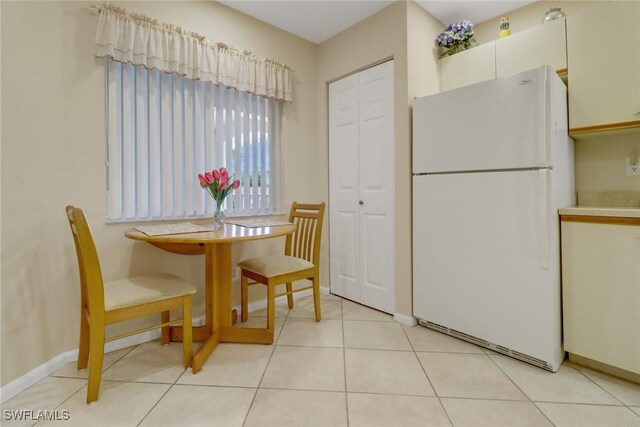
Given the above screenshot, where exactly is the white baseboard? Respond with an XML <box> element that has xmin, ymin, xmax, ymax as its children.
<box><xmin>0</xmin><ymin>328</ymin><xmax>166</xmax><ymax>404</ymax></box>
<box><xmin>394</xmin><ymin>312</ymin><xmax>417</xmax><ymax>327</ymax></box>
<box><xmin>0</xmin><ymin>349</ymin><xmax>77</xmax><ymax>405</ymax></box>
<box><xmin>320</xmin><ymin>286</ymin><xmax>331</xmax><ymax>295</ymax></box>
<box><xmin>0</xmin><ymin>289</ymin><xmax>317</xmax><ymax>404</ymax></box>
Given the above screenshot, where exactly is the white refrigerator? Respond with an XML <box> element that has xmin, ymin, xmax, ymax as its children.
<box><xmin>412</xmin><ymin>66</ymin><xmax>574</xmax><ymax>372</ymax></box>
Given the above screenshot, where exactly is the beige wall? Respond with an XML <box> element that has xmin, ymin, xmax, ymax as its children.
<box><xmin>475</xmin><ymin>0</ymin><xmax>640</xmax><ymax>193</ymax></box>
<box><xmin>318</xmin><ymin>1</ymin><xmax>412</xmax><ymax>315</ymax></box>
<box><xmin>474</xmin><ymin>1</ymin><xmax>601</xmax><ymax>45</ymax></box>
<box><xmin>575</xmin><ymin>133</ymin><xmax>640</xmax><ymax>192</ymax></box>
<box><xmin>0</xmin><ymin>1</ymin><xmax>319</xmax><ymax>386</ymax></box>
<box><xmin>406</xmin><ymin>1</ymin><xmax>442</xmax><ymax>100</ymax></box>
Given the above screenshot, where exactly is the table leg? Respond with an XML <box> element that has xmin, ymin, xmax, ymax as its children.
<box><xmin>191</xmin><ymin>243</ymin><xmax>222</xmax><ymax>373</ymax></box>
<box><xmin>217</xmin><ymin>244</ymin><xmax>273</xmax><ymax>344</ymax></box>
<box><xmin>193</xmin><ymin>241</ymin><xmax>274</xmax><ymax>372</ymax></box>
<box><xmin>217</xmin><ymin>242</ymin><xmax>234</xmax><ymax>329</ymax></box>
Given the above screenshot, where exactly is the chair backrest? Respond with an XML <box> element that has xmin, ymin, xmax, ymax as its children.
<box><xmin>66</xmin><ymin>206</ymin><xmax>105</xmax><ymax>316</ymax></box>
<box><xmin>285</xmin><ymin>202</ymin><xmax>326</xmax><ymax>268</ymax></box>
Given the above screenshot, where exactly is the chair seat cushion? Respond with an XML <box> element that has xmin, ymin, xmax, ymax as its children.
<box><xmin>104</xmin><ymin>273</ymin><xmax>196</xmax><ymax>311</ymax></box>
<box><xmin>238</xmin><ymin>255</ymin><xmax>314</xmax><ymax>278</ymax></box>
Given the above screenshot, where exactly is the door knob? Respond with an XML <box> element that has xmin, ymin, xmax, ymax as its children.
<box><xmin>359</xmin><ymin>200</ymin><xmax>364</xmax><ymax>205</ymax></box>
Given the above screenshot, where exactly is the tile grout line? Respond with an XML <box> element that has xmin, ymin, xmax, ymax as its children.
<box><xmin>135</xmin><ymin>377</ymin><xmax>181</xmax><ymax>427</ymax></box>
<box><xmin>400</xmin><ymin>324</ymin><xmax>455</xmax><ymax>427</ymax></box>
<box><xmin>241</xmin><ymin>295</ymin><xmax>293</xmax><ymax>427</ymax></box>
<box><xmin>137</xmin><ymin>342</ymin><xmax>193</xmax><ymax>427</ymax></box>
<box><xmin>529</xmin><ymin>399</ymin><xmax>639</xmax><ymax>407</ymax></box>
<box><xmin>276</xmin><ymin>343</ymin><xmax>403</xmax><ymax>351</ymax></box>
<box><xmin>485</xmin><ymin>354</ymin><xmax>557</xmax><ymax>427</ymax></box>
<box><xmin>568</xmin><ymin>363</ymin><xmax>629</xmax><ymax>407</ymax></box>
<box><xmin>49</xmin><ymin>343</ymin><xmax>139</xmax><ymax>381</ymax></box>
<box><xmin>99</xmin><ymin>343</ymin><xmax>140</xmax><ymax>376</ymax></box>
<box><xmin>629</xmin><ymin>407</ymin><xmax>640</xmax><ymax>420</ymax></box>
<box><xmin>39</xmin><ymin>343</ymin><xmax>143</xmax><ymax>426</ymax></box>
<box><xmin>341</xmin><ymin>299</ymin><xmax>350</xmax><ymax>427</ymax></box>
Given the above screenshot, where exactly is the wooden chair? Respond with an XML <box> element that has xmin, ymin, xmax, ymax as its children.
<box><xmin>239</xmin><ymin>202</ymin><xmax>326</xmax><ymax>333</ymax></box>
<box><xmin>65</xmin><ymin>206</ymin><xmax>195</xmax><ymax>403</ymax></box>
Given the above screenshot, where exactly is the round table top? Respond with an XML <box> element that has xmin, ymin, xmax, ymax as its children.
<box><xmin>125</xmin><ymin>221</ymin><xmax>296</xmax><ymax>244</ymax></box>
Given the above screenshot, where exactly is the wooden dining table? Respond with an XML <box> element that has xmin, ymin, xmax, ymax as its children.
<box><xmin>125</xmin><ymin>221</ymin><xmax>296</xmax><ymax>373</ymax></box>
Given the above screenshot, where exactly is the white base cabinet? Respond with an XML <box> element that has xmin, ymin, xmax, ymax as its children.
<box><xmin>561</xmin><ymin>219</ymin><xmax>640</xmax><ymax>375</ymax></box>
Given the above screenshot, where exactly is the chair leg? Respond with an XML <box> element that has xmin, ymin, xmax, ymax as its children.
<box><xmin>86</xmin><ymin>322</ymin><xmax>105</xmax><ymax>404</ymax></box>
<box><xmin>267</xmin><ymin>284</ymin><xmax>275</xmax><ymax>334</ymax></box>
<box><xmin>77</xmin><ymin>311</ymin><xmax>90</xmax><ymax>370</ymax></box>
<box><xmin>241</xmin><ymin>274</ymin><xmax>249</xmax><ymax>322</ymax></box>
<box><xmin>182</xmin><ymin>297</ymin><xmax>193</xmax><ymax>369</ymax></box>
<box><xmin>285</xmin><ymin>282</ymin><xmax>294</xmax><ymax>309</ymax></box>
<box><xmin>161</xmin><ymin>311</ymin><xmax>170</xmax><ymax>345</ymax></box>
<box><xmin>312</xmin><ymin>276</ymin><xmax>321</xmax><ymax>322</ymax></box>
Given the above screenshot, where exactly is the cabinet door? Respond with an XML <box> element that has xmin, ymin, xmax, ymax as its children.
<box><xmin>496</xmin><ymin>18</ymin><xmax>566</xmax><ymax>77</ymax></box>
<box><xmin>562</xmin><ymin>221</ymin><xmax>640</xmax><ymax>374</ymax></box>
<box><xmin>567</xmin><ymin>2</ymin><xmax>640</xmax><ymax>129</ymax></box>
<box><xmin>440</xmin><ymin>42</ymin><xmax>495</xmax><ymax>91</ymax></box>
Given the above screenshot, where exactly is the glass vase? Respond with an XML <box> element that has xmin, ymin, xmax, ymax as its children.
<box><xmin>213</xmin><ymin>202</ymin><xmax>226</xmax><ymax>227</ymax></box>
<box><xmin>542</xmin><ymin>7</ymin><xmax>566</xmax><ymax>23</ymax></box>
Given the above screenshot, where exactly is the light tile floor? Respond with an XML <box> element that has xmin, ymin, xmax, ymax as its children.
<box><xmin>3</xmin><ymin>294</ymin><xmax>640</xmax><ymax>427</ymax></box>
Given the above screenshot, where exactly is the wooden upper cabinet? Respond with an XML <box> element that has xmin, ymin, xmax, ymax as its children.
<box><xmin>440</xmin><ymin>42</ymin><xmax>496</xmax><ymax>92</ymax></box>
<box><xmin>496</xmin><ymin>18</ymin><xmax>567</xmax><ymax>78</ymax></box>
<box><xmin>567</xmin><ymin>2</ymin><xmax>640</xmax><ymax>134</ymax></box>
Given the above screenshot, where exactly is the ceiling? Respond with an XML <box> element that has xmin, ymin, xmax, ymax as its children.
<box><xmin>219</xmin><ymin>0</ymin><xmax>537</xmax><ymax>44</ymax></box>
<box><xmin>218</xmin><ymin>1</ymin><xmax>395</xmax><ymax>44</ymax></box>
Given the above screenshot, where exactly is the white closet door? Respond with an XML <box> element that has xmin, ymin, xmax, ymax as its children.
<box><xmin>329</xmin><ymin>74</ymin><xmax>361</xmax><ymax>302</ymax></box>
<box><xmin>329</xmin><ymin>60</ymin><xmax>395</xmax><ymax>314</ymax></box>
<box><xmin>358</xmin><ymin>61</ymin><xmax>395</xmax><ymax>313</ymax></box>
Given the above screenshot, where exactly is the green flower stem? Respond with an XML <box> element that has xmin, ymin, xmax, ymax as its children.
<box><xmin>206</xmin><ymin>182</ymin><xmax>233</xmax><ymax>207</ymax></box>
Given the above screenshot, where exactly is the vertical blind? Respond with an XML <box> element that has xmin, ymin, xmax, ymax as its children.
<box><xmin>105</xmin><ymin>59</ymin><xmax>280</xmax><ymax>221</ymax></box>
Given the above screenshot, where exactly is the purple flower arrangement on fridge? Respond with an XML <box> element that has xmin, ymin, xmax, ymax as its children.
<box><xmin>435</xmin><ymin>19</ymin><xmax>477</xmax><ymax>57</ymax></box>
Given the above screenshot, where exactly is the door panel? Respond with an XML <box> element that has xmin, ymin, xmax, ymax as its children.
<box><xmin>362</xmin><ymin>213</ymin><xmax>386</xmax><ymax>290</ymax></box>
<box><xmin>329</xmin><ymin>74</ymin><xmax>360</xmax><ymax>301</ymax></box>
<box><xmin>412</xmin><ymin>171</ymin><xmax>561</xmax><ymax>364</ymax></box>
<box><xmin>413</xmin><ymin>67</ymin><xmax>548</xmax><ymax>174</ymax></box>
<box><xmin>358</xmin><ymin>61</ymin><xmax>395</xmax><ymax>313</ymax></box>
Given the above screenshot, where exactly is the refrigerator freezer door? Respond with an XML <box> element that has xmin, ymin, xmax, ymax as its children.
<box><xmin>412</xmin><ymin>171</ymin><xmax>562</xmax><ymax>369</ymax></box>
<box><xmin>413</xmin><ymin>67</ymin><xmax>550</xmax><ymax>174</ymax></box>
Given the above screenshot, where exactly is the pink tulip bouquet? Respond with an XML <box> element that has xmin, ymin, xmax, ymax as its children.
<box><xmin>198</xmin><ymin>167</ymin><xmax>240</xmax><ymax>224</ymax></box>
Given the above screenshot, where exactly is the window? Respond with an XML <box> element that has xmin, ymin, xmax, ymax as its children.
<box><xmin>105</xmin><ymin>59</ymin><xmax>280</xmax><ymax>221</ymax></box>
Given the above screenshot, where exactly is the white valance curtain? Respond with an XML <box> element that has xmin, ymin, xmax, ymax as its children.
<box><xmin>94</xmin><ymin>4</ymin><xmax>293</xmax><ymax>102</ymax></box>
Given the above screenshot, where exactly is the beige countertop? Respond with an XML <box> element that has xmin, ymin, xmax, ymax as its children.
<box><xmin>559</xmin><ymin>206</ymin><xmax>640</xmax><ymax>218</ymax></box>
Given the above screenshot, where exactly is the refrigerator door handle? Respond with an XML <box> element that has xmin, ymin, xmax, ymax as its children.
<box><xmin>537</xmin><ymin>169</ymin><xmax>551</xmax><ymax>270</ymax></box>
<box><xmin>537</xmin><ymin>66</ymin><xmax>549</xmax><ymax>167</ymax></box>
